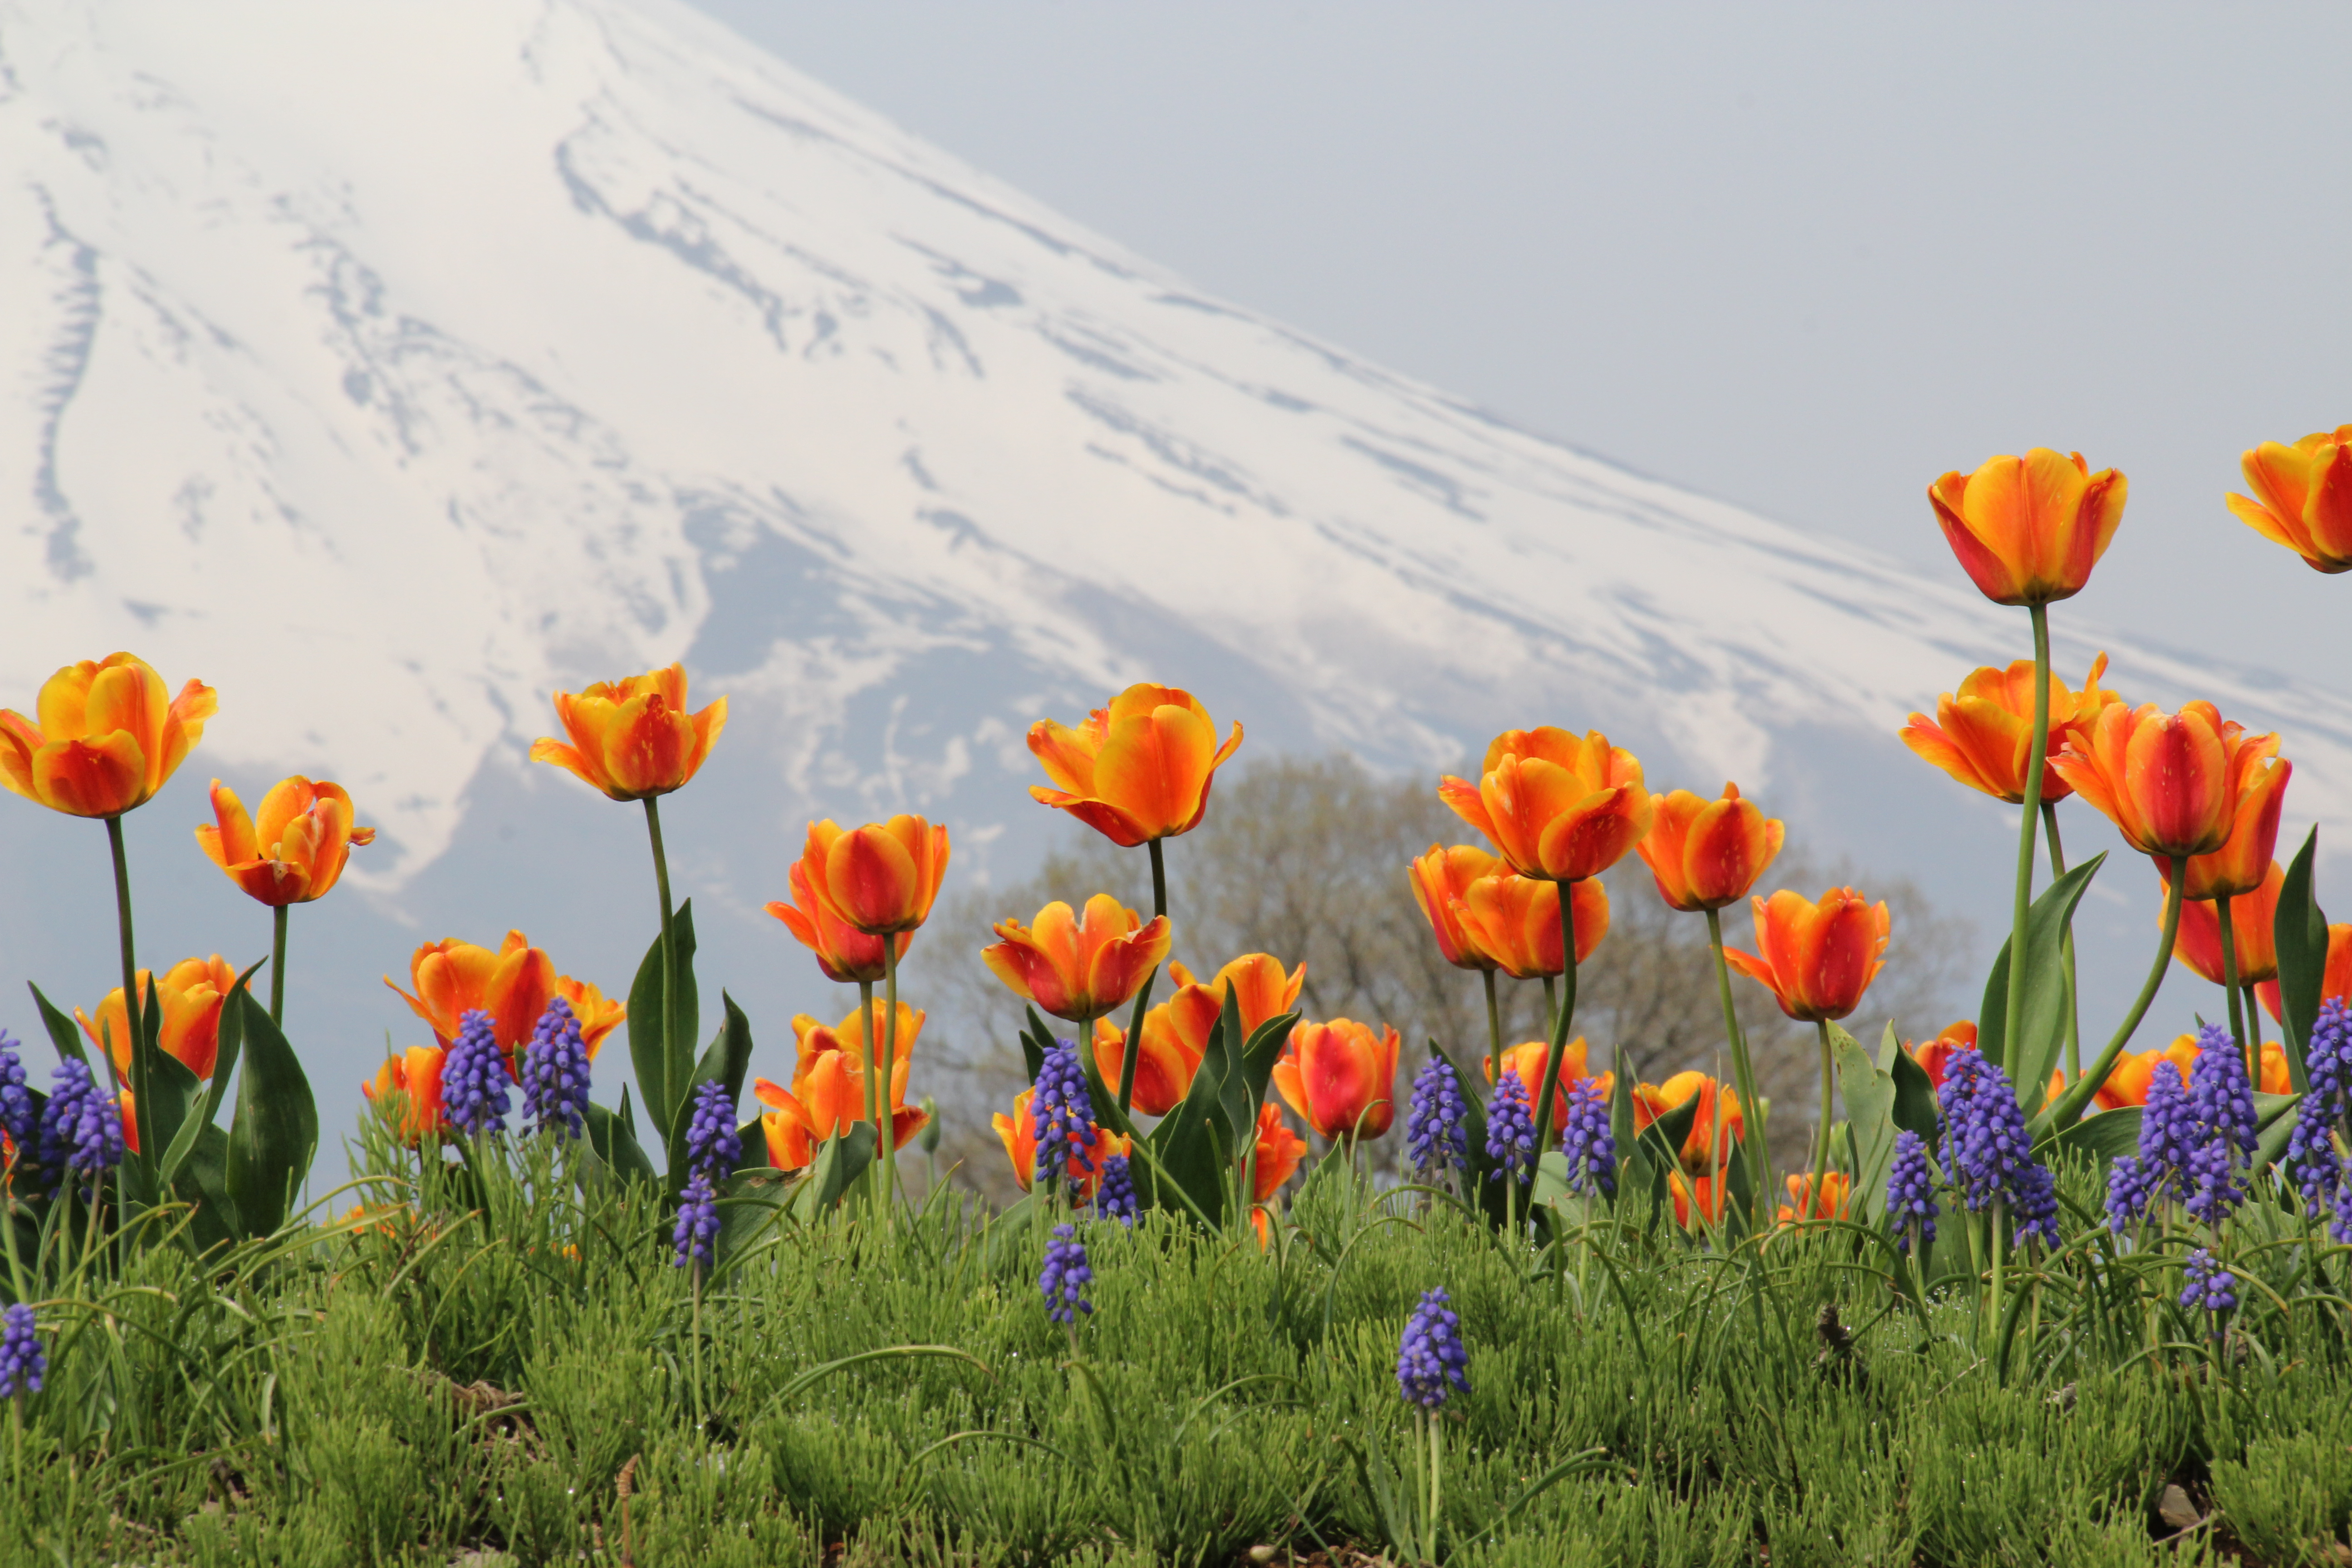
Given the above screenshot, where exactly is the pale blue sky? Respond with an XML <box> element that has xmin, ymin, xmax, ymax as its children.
<box><xmin>691</xmin><ymin>0</ymin><xmax>2352</xmax><ymax>672</ymax></box>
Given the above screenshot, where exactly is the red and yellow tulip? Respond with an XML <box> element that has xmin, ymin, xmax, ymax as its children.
<box><xmin>1439</xmin><ymin>728</ymin><xmax>1652</xmax><ymax>883</ymax></box>
<box><xmin>755</xmin><ymin>1006</ymin><xmax>930</xmax><ymax>1169</ymax></box>
<box><xmin>1899</xmin><ymin>654</ymin><xmax>2122</xmax><ymax>805</ymax></box>
<box><xmin>990</xmin><ymin>1088</ymin><xmax>1129</xmax><ymax>1197</ymax></box>
<box><xmin>1635</xmin><ymin>783</ymin><xmax>1784</xmax><ymax>912</ymax></box>
<box><xmin>528</xmin><ymin>664</ymin><xmax>726</xmax><ymax>801</ymax></box>
<box><xmin>791</xmin><ymin>1000</ymin><xmax>926</xmax><ymax>1082</ymax></box>
<box><xmin>385</xmin><ymin>931</ymin><xmax>623</xmax><ymax>1064</ymax></box>
<box><xmin>1093</xmin><ymin>953</ymin><xmax>1304</xmax><ymax>1117</ymax></box>
<box><xmin>1905</xmin><ymin>1020</ymin><xmax>1977</xmax><ymax>1090</ymax></box>
<box><xmin>2259</xmin><ymin>923</ymin><xmax>2352</xmax><ymax>1022</ymax></box>
<box><xmin>2085</xmin><ymin>1034</ymin><xmax>2291</xmax><ymax>1104</ymax></box>
<box><xmin>791</xmin><ymin>817</ymin><xmax>952</xmax><ymax>937</ymax></box>
<box><xmin>1407</xmin><ymin>843</ymin><xmax>1503</xmax><ymax>970</ymax></box>
<box><xmin>2228</xmin><ymin>425</ymin><xmax>2352</xmax><ymax>574</ymax></box>
<box><xmin>2166</xmin><ymin>858</ymin><xmax>2284</xmax><ymax>986</ymax></box>
<box><xmin>77</xmin><ymin>955</ymin><xmax>237</xmax><ymax>1080</ymax></box>
<box><xmin>1027</xmin><ymin>683</ymin><xmax>1244</xmax><ymax>846</ymax></box>
<box><xmin>1777</xmin><ymin>1171</ymin><xmax>1852</xmax><ymax>1224</ymax></box>
<box><xmin>1927</xmin><ymin>448</ymin><xmax>2127</xmax><ymax>606</ymax></box>
<box><xmin>2176</xmin><ymin>740</ymin><xmax>2288</xmax><ymax>903</ymax></box>
<box><xmin>763</xmin><ymin>834</ymin><xmax>911</xmax><ymax>983</ymax></box>
<box><xmin>0</xmin><ymin>653</ymin><xmax>216</xmax><ymax>819</ymax></box>
<box><xmin>1632</xmin><ymin>1072</ymin><xmax>1743</xmax><ymax>1176</ymax></box>
<box><xmin>2049</xmin><ymin>701</ymin><xmax>2241</xmax><ymax>860</ymax></box>
<box><xmin>1274</xmin><ymin>1018</ymin><xmax>1401</xmax><ymax>1141</ymax></box>
<box><xmin>363</xmin><ymin>1046</ymin><xmax>452</xmax><ymax>1144</ymax></box>
<box><xmin>1485</xmin><ymin>1038</ymin><xmax>1612</xmax><ymax>1132</ymax></box>
<box><xmin>983</xmin><ymin>895</ymin><xmax>1171</xmax><ymax>1022</ymax></box>
<box><xmin>195</xmin><ymin>776</ymin><xmax>376</xmax><ymax>906</ymax></box>
<box><xmin>1723</xmin><ymin>887</ymin><xmax>1889</xmax><ymax>1023</ymax></box>
<box><xmin>1455</xmin><ymin>872</ymin><xmax>1608</xmax><ymax>980</ymax></box>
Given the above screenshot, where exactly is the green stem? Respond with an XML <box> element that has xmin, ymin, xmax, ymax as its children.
<box><xmin>2042</xmin><ymin>802</ymin><xmax>2081</xmax><ymax>1081</ymax></box>
<box><xmin>1541</xmin><ymin>975</ymin><xmax>1558</xmax><ymax>1039</ymax></box>
<box><xmin>2216</xmin><ymin>891</ymin><xmax>2250</xmax><ymax>1078</ymax></box>
<box><xmin>2005</xmin><ymin>604</ymin><xmax>2053</xmax><ymax>1068</ymax></box>
<box><xmin>856</xmin><ymin>977</ymin><xmax>877</xmax><ymax>1210</ymax></box>
<box><xmin>643</xmin><ymin>797</ymin><xmax>679</xmax><ymax>1131</ymax></box>
<box><xmin>881</xmin><ymin>936</ymin><xmax>901</xmax><ymax>1233</ymax></box>
<box><xmin>104</xmin><ymin>815</ymin><xmax>153</xmax><ymax>1187</ymax></box>
<box><xmin>1114</xmin><ymin>839</ymin><xmax>1169</xmax><ymax>1117</ymax></box>
<box><xmin>270</xmin><ymin>903</ymin><xmax>289</xmax><ymax>1029</ymax></box>
<box><xmin>1989</xmin><ymin>1196</ymin><xmax>2006</xmax><ymax>1343</ymax></box>
<box><xmin>2043</xmin><ymin>855</ymin><xmax>2190</xmax><ymax>1128</ymax></box>
<box><xmin>1481</xmin><ymin>967</ymin><xmax>1504</xmax><ymax>1082</ymax></box>
<box><xmin>1705</xmin><ymin>906</ymin><xmax>1767</xmax><ymax>1217</ymax></box>
<box><xmin>1526</xmin><ymin>885</ymin><xmax>1579</xmax><ymax>1163</ymax></box>
<box><xmin>1810</xmin><ymin>1019</ymin><xmax>1833</xmax><ymax>1225</ymax></box>
<box><xmin>1427</xmin><ymin>1409</ymin><xmax>1444</xmax><ymax>1563</ymax></box>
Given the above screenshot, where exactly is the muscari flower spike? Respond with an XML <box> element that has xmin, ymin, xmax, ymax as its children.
<box><xmin>1405</xmin><ymin>1055</ymin><xmax>1467</xmax><ymax>1182</ymax></box>
<box><xmin>2288</xmin><ymin>997</ymin><xmax>2352</xmax><ymax>1237</ymax></box>
<box><xmin>2185</xmin><ymin>1022</ymin><xmax>2256</xmax><ymax>1225</ymax></box>
<box><xmin>672</xmin><ymin>1170</ymin><xmax>720</xmax><ymax>1273</ymax></box>
<box><xmin>1396</xmin><ymin>1287</ymin><xmax>1471</xmax><ymax>1411</ymax></box>
<box><xmin>0</xmin><ymin>1303</ymin><xmax>43</xmax><ymax>1400</ymax></box>
<box><xmin>2108</xmin><ymin>1059</ymin><xmax>2198</xmax><ymax>1232</ymax></box>
<box><xmin>520</xmin><ymin>995</ymin><xmax>592</xmax><ymax>1141</ymax></box>
<box><xmin>439</xmin><ymin>1009</ymin><xmax>511</xmax><ymax>1137</ymax></box>
<box><xmin>1484</xmin><ymin>1069</ymin><xmax>1534</xmax><ymax>1184</ymax></box>
<box><xmin>1040</xmin><ymin>1223</ymin><xmax>1093</xmax><ymax>1324</ymax></box>
<box><xmin>1936</xmin><ymin>1046</ymin><xmax>2059</xmax><ymax>1244</ymax></box>
<box><xmin>36</xmin><ymin>1058</ymin><xmax>121</xmax><ymax>1194</ymax></box>
<box><xmin>2180</xmin><ymin>1246</ymin><xmax>2238</xmax><ymax>1334</ymax></box>
<box><xmin>1094</xmin><ymin>1153</ymin><xmax>1138</xmax><ymax>1226</ymax></box>
<box><xmin>1030</xmin><ymin>1040</ymin><xmax>1098</xmax><ymax>1192</ymax></box>
<box><xmin>1886</xmin><ymin>1129</ymin><xmax>1939</xmax><ymax>1252</ymax></box>
<box><xmin>1558</xmin><ymin>1078</ymin><xmax>1616</xmax><ymax>1199</ymax></box>
<box><xmin>0</xmin><ymin>1029</ymin><xmax>33</xmax><ymax>1153</ymax></box>
<box><xmin>683</xmin><ymin>1078</ymin><xmax>743</xmax><ymax>1181</ymax></box>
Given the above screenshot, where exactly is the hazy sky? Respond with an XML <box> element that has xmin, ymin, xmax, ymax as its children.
<box><xmin>690</xmin><ymin>0</ymin><xmax>2352</xmax><ymax>673</ymax></box>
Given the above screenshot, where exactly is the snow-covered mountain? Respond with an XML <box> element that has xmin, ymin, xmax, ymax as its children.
<box><xmin>2</xmin><ymin>0</ymin><xmax>2346</xmax><ymax>1137</ymax></box>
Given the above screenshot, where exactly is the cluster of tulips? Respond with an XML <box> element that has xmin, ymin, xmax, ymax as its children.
<box><xmin>4</xmin><ymin>426</ymin><xmax>2352</xmax><ymax>1305</ymax></box>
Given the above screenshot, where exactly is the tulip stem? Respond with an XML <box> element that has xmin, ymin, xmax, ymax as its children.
<box><xmin>104</xmin><ymin>814</ymin><xmax>154</xmax><ymax>1187</ymax></box>
<box><xmin>1113</xmin><ymin>839</ymin><xmax>1169</xmax><ymax>1117</ymax></box>
<box><xmin>2041</xmin><ymin>802</ymin><xmax>2082</xmax><ymax>1082</ymax></box>
<box><xmin>270</xmin><ymin>904</ymin><xmax>289</xmax><ymax>1029</ymax></box>
<box><xmin>1704</xmin><ymin>907</ymin><xmax>1767</xmax><ymax>1220</ymax></box>
<box><xmin>1526</xmin><ymin>885</ymin><xmax>1579</xmax><ymax>1172</ymax></box>
<box><xmin>1541</xmin><ymin>975</ymin><xmax>1558</xmax><ymax>1039</ymax></box>
<box><xmin>1481</xmin><ymin>968</ymin><xmax>1503</xmax><ymax>1083</ymax></box>
<box><xmin>2046</xmin><ymin>856</ymin><xmax>2189</xmax><ymax>1129</ymax></box>
<box><xmin>1810</xmin><ymin>1019</ymin><xmax>1834</xmax><ymax>1228</ymax></box>
<box><xmin>856</xmin><ymin>978</ymin><xmax>878</xmax><ymax>1208</ymax></box>
<box><xmin>881</xmin><ymin>937</ymin><xmax>902</xmax><ymax>1233</ymax></box>
<box><xmin>2216</xmin><ymin>892</ymin><xmax>2251</xmax><ymax>1078</ymax></box>
<box><xmin>2005</xmin><ymin>604</ymin><xmax>2053</xmax><ymax>1074</ymax></box>
<box><xmin>643</xmin><ymin>797</ymin><xmax>680</xmax><ymax>1132</ymax></box>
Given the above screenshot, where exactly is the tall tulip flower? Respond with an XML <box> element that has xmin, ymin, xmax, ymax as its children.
<box><xmin>2176</xmin><ymin>744</ymin><xmax>2288</xmax><ymax>904</ymax></box>
<box><xmin>1</xmin><ymin>653</ymin><xmax>217</xmax><ymax>1166</ymax></box>
<box><xmin>1485</xmin><ymin>1039</ymin><xmax>1612</xmax><ymax>1133</ymax></box>
<box><xmin>984</xmin><ymin>896</ymin><xmax>1171</xmax><ymax>1024</ymax></box>
<box><xmin>990</xmin><ymin>1088</ymin><xmax>1128</xmax><ymax>1197</ymax></box>
<box><xmin>1027</xmin><ymin>683</ymin><xmax>1244</xmax><ymax>850</ymax></box>
<box><xmin>1900</xmin><ymin>655</ymin><xmax>2122</xmax><ymax>807</ymax></box>
<box><xmin>763</xmin><ymin>843</ymin><xmax>910</xmax><ymax>985</ymax></box>
<box><xmin>386</xmin><ymin>931</ymin><xmax>621</xmax><ymax>1068</ymax></box>
<box><xmin>1632</xmin><ymin>1073</ymin><xmax>1743</xmax><ymax>1178</ymax></box>
<box><xmin>1726</xmin><ymin>886</ymin><xmax>1888</xmax><ymax>1217</ymax></box>
<box><xmin>364</xmin><ymin>1046</ymin><xmax>451</xmax><ymax>1145</ymax></box>
<box><xmin>78</xmin><ymin>956</ymin><xmax>237</xmax><ymax>1081</ymax></box>
<box><xmin>2229</xmin><ymin>425</ymin><xmax>2352</xmax><ymax>573</ymax></box>
<box><xmin>1410</xmin><ymin>842</ymin><xmax>1513</xmax><ymax>1080</ymax></box>
<box><xmin>1093</xmin><ymin>953</ymin><xmax>1304</xmax><ymax>1117</ymax></box>
<box><xmin>1274</xmin><ymin>1019</ymin><xmax>1401</xmax><ymax>1144</ymax></box>
<box><xmin>1456</xmin><ymin>873</ymin><xmax>1608</xmax><ymax>983</ymax></box>
<box><xmin>756</xmin><ymin>1002</ymin><xmax>930</xmax><ymax>1168</ymax></box>
<box><xmin>196</xmin><ymin>776</ymin><xmax>377</xmax><ymax>1025</ymax></box>
<box><xmin>2259</xmin><ymin>923</ymin><xmax>2352</xmax><ymax>1024</ymax></box>
<box><xmin>1929</xmin><ymin>449</ymin><xmax>2127</xmax><ymax>609</ymax></box>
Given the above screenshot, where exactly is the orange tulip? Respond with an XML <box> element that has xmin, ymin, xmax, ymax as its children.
<box><xmin>1636</xmin><ymin>783</ymin><xmax>1785</xmax><ymax>912</ymax></box>
<box><xmin>1027</xmin><ymin>683</ymin><xmax>1245</xmax><ymax>847</ymax></box>
<box><xmin>528</xmin><ymin>664</ymin><xmax>726</xmax><ymax>801</ymax></box>
<box><xmin>754</xmin><ymin>1028</ymin><xmax>928</xmax><ymax>1168</ymax></box>
<box><xmin>2259</xmin><ymin>923</ymin><xmax>2352</xmax><ymax>1022</ymax></box>
<box><xmin>1484</xmin><ymin>1039</ymin><xmax>1613</xmax><ymax>1132</ymax></box>
<box><xmin>363</xmin><ymin>1046</ymin><xmax>451</xmax><ymax>1144</ymax></box>
<box><xmin>1632</xmin><ymin>1072</ymin><xmax>1744</xmax><ymax>1176</ymax></box>
<box><xmin>1927</xmin><ymin>448</ymin><xmax>2127</xmax><ymax>606</ymax></box>
<box><xmin>118</xmin><ymin>1090</ymin><xmax>139</xmax><ymax>1156</ymax></box>
<box><xmin>2228</xmin><ymin>425</ymin><xmax>2352</xmax><ymax>574</ymax></box>
<box><xmin>1668</xmin><ymin>1171</ymin><xmax>1728</xmax><ymax>1230</ymax></box>
<box><xmin>2044</xmin><ymin>1063</ymin><xmax>2131</xmax><ymax>1115</ymax></box>
<box><xmin>2176</xmin><ymin>741</ymin><xmax>2288</xmax><ymax>902</ymax></box>
<box><xmin>792</xmin><ymin>817</ymin><xmax>951</xmax><ymax>937</ymax></box>
<box><xmin>1093</xmin><ymin>953</ymin><xmax>1305</xmax><ymax>1116</ymax></box>
<box><xmin>0</xmin><ymin>653</ymin><xmax>217</xmax><ymax>819</ymax></box>
<box><xmin>2166</xmin><ymin>858</ymin><xmax>2284</xmax><ymax>986</ymax></box>
<box><xmin>1906</xmin><ymin>1020</ymin><xmax>1977</xmax><ymax>1090</ymax></box>
<box><xmin>764</xmin><ymin>836</ymin><xmax>911</xmax><ymax>983</ymax></box>
<box><xmin>1899</xmin><ymin>654</ymin><xmax>2122</xmax><ymax>805</ymax></box>
<box><xmin>1252</xmin><ymin>1103</ymin><xmax>1308</xmax><ymax>1201</ymax></box>
<box><xmin>2049</xmin><ymin>702</ymin><xmax>2240</xmax><ymax>860</ymax></box>
<box><xmin>195</xmin><ymin>776</ymin><xmax>377</xmax><ymax>906</ymax></box>
<box><xmin>1274</xmin><ymin>1019</ymin><xmax>1401</xmax><ymax>1141</ymax></box>
<box><xmin>1777</xmin><ymin>1171</ymin><xmax>1852</xmax><ymax>1224</ymax></box>
<box><xmin>983</xmin><ymin>895</ymin><xmax>1170</xmax><ymax>1022</ymax></box>
<box><xmin>385</xmin><ymin>931</ymin><xmax>622</xmax><ymax>1064</ymax></box>
<box><xmin>77</xmin><ymin>955</ymin><xmax>237</xmax><ymax>1080</ymax></box>
<box><xmin>1724</xmin><ymin>887</ymin><xmax>1890</xmax><ymax>1023</ymax></box>
<box><xmin>2100</xmin><ymin>1035</ymin><xmax>2203</xmax><ymax>1107</ymax></box>
<box><xmin>1438</xmin><ymin>728</ymin><xmax>1653</xmax><ymax>883</ymax></box>
<box><xmin>1407</xmin><ymin>843</ymin><xmax>1503</xmax><ymax>970</ymax></box>
<box><xmin>1455</xmin><ymin>872</ymin><xmax>1608</xmax><ymax>980</ymax></box>
<box><xmin>990</xmin><ymin>1088</ymin><xmax>1129</xmax><ymax>1196</ymax></box>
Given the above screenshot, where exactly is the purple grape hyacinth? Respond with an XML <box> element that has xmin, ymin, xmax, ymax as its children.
<box><xmin>0</xmin><ymin>1303</ymin><xmax>42</xmax><ymax>1400</ymax></box>
<box><xmin>1484</xmin><ymin>1070</ymin><xmax>1534</xmax><ymax>1184</ymax></box>
<box><xmin>1396</xmin><ymin>1288</ymin><xmax>1471</xmax><ymax>1410</ymax></box>
<box><xmin>1558</xmin><ymin>1079</ymin><xmax>1616</xmax><ymax>1199</ymax></box>
<box><xmin>0</xmin><ymin>1030</ymin><xmax>33</xmax><ymax>1153</ymax></box>
<box><xmin>439</xmin><ymin>1009</ymin><xmax>510</xmax><ymax>1137</ymax></box>
<box><xmin>1040</xmin><ymin>1223</ymin><xmax>1093</xmax><ymax>1324</ymax></box>
<box><xmin>37</xmin><ymin>1058</ymin><xmax>121</xmax><ymax>1195</ymax></box>
<box><xmin>1405</xmin><ymin>1055</ymin><xmax>1467</xmax><ymax>1182</ymax></box>
<box><xmin>2287</xmin><ymin>998</ymin><xmax>2352</xmax><ymax>1235</ymax></box>
<box><xmin>1094</xmin><ymin>1153</ymin><xmax>1138</xmax><ymax>1226</ymax></box>
<box><xmin>520</xmin><ymin>995</ymin><xmax>591</xmax><ymax>1140</ymax></box>
<box><xmin>1936</xmin><ymin>1046</ymin><xmax>2060</xmax><ymax>1246</ymax></box>
<box><xmin>682</xmin><ymin>1078</ymin><xmax>742</xmax><ymax>1181</ymax></box>
<box><xmin>2185</xmin><ymin>1023</ymin><xmax>2256</xmax><ymax>1225</ymax></box>
<box><xmin>1030</xmin><ymin>1040</ymin><xmax>1098</xmax><ymax>1192</ymax></box>
<box><xmin>2180</xmin><ymin>1247</ymin><xmax>2237</xmax><ymax>1335</ymax></box>
<box><xmin>1886</xmin><ymin>1129</ymin><xmax>1939</xmax><ymax>1253</ymax></box>
<box><xmin>672</xmin><ymin>1170</ymin><xmax>720</xmax><ymax>1273</ymax></box>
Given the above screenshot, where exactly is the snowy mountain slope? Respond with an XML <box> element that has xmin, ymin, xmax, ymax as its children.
<box><xmin>1</xmin><ymin>0</ymin><xmax>2346</xmax><ymax>1134</ymax></box>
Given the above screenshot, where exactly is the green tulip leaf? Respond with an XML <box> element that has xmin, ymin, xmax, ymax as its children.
<box><xmin>223</xmin><ymin>989</ymin><xmax>318</xmax><ymax>1237</ymax></box>
<box><xmin>2275</xmin><ymin>827</ymin><xmax>2328</xmax><ymax>1093</ymax></box>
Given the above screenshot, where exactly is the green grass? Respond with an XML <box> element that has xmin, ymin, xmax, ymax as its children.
<box><xmin>5</xmin><ymin>1128</ymin><xmax>2350</xmax><ymax>1567</ymax></box>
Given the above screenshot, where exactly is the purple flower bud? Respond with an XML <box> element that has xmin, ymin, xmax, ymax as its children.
<box><xmin>439</xmin><ymin>1009</ymin><xmax>510</xmax><ymax>1137</ymax></box>
<box><xmin>521</xmin><ymin>996</ymin><xmax>592</xmax><ymax>1141</ymax></box>
<box><xmin>1396</xmin><ymin>1287</ymin><xmax>1470</xmax><ymax>1410</ymax></box>
<box><xmin>1040</xmin><ymin>1223</ymin><xmax>1093</xmax><ymax>1324</ymax></box>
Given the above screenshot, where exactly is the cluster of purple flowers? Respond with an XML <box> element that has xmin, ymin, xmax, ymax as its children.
<box><xmin>0</xmin><ymin>1030</ymin><xmax>33</xmax><ymax>1155</ymax></box>
<box><xmin>2108</xmin><ymin>1026</ymin><xmax>2259</xmax><ymax>1232</ymax></box>
<box><xmin>1484</xmin><ymin>1071</ymin><xmax>1535</xmax><ymax>1185</ymax></box>
<box><xmin>1040</xmin><ymin>1223</ymin><xmax>1093</xmax><ymax>1324</ymax></box>
<box><xmin>1094</xmin><ymin>1153</ymin><xmax>1138</xmax><ymax>1226</ymax></box>
<box><xmin>673</xmin><ymin>1172</ymin><xmax>720</xmax><ymax>1274</ymax></box>
<box><xmin>0</xmin><ymin>1303</ymin><xmax>43</xmax><ymax>1400</ymax></box>
<box><xmin>673</xmin><ymin>1079</ymin><xmax>741</xmax><ymax>1274</ymax></box>
<box><xmin>2180</xmin><ymin>1247</ymin><xmax>2237</xmax><ymax>1334</ymax></box>
<box><xmin>1396</xmin><ymin>1287</ymin><xmax>1470</xmax><ymax>1410</ymax></box>
<box><xmin>1886</xmin><ymin>1129</ymin><xmax>1940</xmax><ymax>1253</ymax></box>
<box><xmin>36</xmin><ymin>1058</ymin><xmax>122</xmax><ymax>1196</ymax></box>
<box><xmin>2285</xmin><ymin>999</ymin><xmax>2352</xmax><ymax>1240</ymax></box>
<box><xmin>439</xmin><ymin>1009</ymin><xmax>511</xmax><ymax>1137</ymax></box>
<box><xmin>1405</xmin><ymin>1056</ymin><xmax>1467</xmax><ymax>1182</ymax></box>
<box><xmin>1936</xmin><ymin>1047</ymin><xmax>2058</xmax><ymax>1247</ymax></box>
<box><xmin>1030</xmin><ymin>1041</ymin><xmax>1099</xmax><ymax>1192</ymax></box>
<box><xmin>1557</xmin><ymin>1080</ymin><xmax>1616</xmax><ymax>1199</ymax></box>
<box><xmin>520</xmin><ymin>996</ymin><xmax>591</xmax><ymax>1140</ymax></box>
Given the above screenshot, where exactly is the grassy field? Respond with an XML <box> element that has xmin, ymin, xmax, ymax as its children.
<box><xmin>4</xmin><ymin>1115</ymin><xmax>2348</xmax><ymax>1568</ymax></box>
